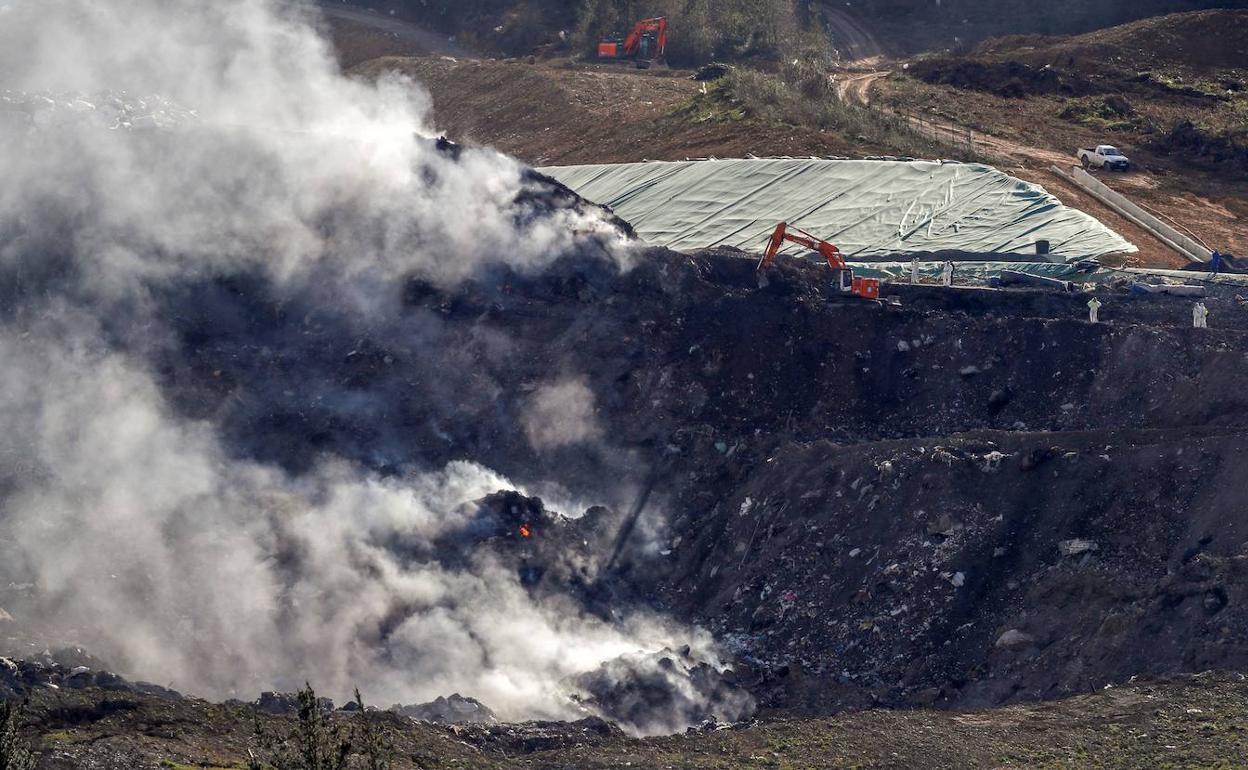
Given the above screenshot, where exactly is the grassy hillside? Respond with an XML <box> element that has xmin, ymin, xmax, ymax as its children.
<box><xmin>903</xmin><ymin>10</ymin><xmax>1248</xmax><ymax>176</ymax></box>
<box><xmin>343</xmin><ymin>0</ymin><xmax>1248</xmax><ymax>59</ymax></box>
<box><xmin>859</xmin><ymin>0</ymin><xmax>1248</xmax><ymax>53</ymax></box>
<box><xmin>16</xmin><ymin>672</ymin><xmax>1248</xmax><ymax>767</ymax></box>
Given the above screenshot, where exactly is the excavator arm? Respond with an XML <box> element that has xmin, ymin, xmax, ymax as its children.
<box><xmin>622</xmin><ymin>17</ymin><xmax>667</xmax><ymax>58</ymax></box>
<box><xmin>757</xmin><ymin>222</ymin><xmax>848</xmax><ymax>272</ymax></box>
<box><xmin>756</xmin><ymin>222</ymin><xmax>879</xmax><ymax>299</ymax></box>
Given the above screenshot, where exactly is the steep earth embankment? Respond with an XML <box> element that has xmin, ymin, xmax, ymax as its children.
<box><xmin>79</xmin><ymin>247</ymin><xmax>1248</xmax><ymax>716</ymax></box>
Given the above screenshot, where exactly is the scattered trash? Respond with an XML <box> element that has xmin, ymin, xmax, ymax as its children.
<box><xmin>995</xmin><ymin>629</ymin><xmax>1035</xmax><ymax>649</ymax></box>
<box><xmin>1058</xmin><ymin>539</ymin><xmax>1099</xmax><ymax>557</ymax></box>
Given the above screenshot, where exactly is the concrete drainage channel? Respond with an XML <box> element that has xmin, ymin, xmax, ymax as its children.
<box><xmin>1051</xmin><ymin>165</ymin><xmax>1214</xmax><ymax>264</ymax></box>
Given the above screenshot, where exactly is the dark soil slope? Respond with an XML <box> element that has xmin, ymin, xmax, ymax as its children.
<box><xmin>131</xmin><ymin>247</ymin><xmax>1248</xmax><ymax>715</ymax></box>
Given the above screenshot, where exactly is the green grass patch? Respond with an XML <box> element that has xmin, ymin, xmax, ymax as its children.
<box><xmin>41</xmin><ymin>730</ymin><xmax>76</xmax><ymax>743</ymax></box>
<box><xmin>1059</xmin><ymin>95</ymin><xmax>1148</xmax><ymax>131</ymax></box>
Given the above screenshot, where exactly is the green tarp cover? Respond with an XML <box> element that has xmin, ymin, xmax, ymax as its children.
<box><xmin>541</xmin><ymin>158</ymin><xmax>1137</xmax><ymax>260</ymax></box>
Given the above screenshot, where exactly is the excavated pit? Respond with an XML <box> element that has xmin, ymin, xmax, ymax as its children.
<box><xmin>4</xmin><ymin>237</ymin><xmax>1248</xmax><ymax>724</ymax></box>
<box><xmin>108</xmin><ymin>249</ymin><xmax>1248</xmax><ymax>714</ymax></box>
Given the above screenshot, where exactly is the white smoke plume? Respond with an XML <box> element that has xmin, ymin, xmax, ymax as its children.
<box><xmin>0</xmin><ymin>0</ymin><xmax>631</xmax><ymax>303</ymax></box>
<box><xmin>0</xmin><ymin>321</ymin><xmax>702</xmax><ymax>719</ymax></box>
<box><xmin>0</xmin><ymin>0</ymin><xmax>731</xmax><ymax>734</ymax></box>
<box><xmin>523</xmin><ymin>377</ymin><xmax>603</xmax><ymax>451</ymax></box>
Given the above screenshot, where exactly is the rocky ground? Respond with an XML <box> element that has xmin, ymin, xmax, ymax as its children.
<box><xmin>9</xmin><ymin>671</ymin><xmax>1248</xmax><ymax>768</ymax></box>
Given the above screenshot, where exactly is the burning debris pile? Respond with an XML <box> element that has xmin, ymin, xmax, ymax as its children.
<box><xmin>0</xmin><ymin>0</ymin><xmax>728</xmax><ymax>739</ymax></box>
<box><xmin>393</xmin><ymin>694</ymin><xmax>496</xmax><ymax>725</ymax></box>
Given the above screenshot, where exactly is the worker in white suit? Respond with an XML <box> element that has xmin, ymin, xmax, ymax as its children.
<box><xmin>1193</xmin><ymin>301</ymin><xmax>1209</xmax><ymax>329</ymax></box>
<box><xmin>1087</xmin><ymin>297</ymin><xmax>1102</xmax><ymax>324</ymax></box>
<box><xmin>911</xmin><ymin>256</ymin><xmax>920</xmax><ymax>285</ymax></box>
<box><xmin>941</xmin><ymin>260</ymin><xmax>954</xmax><ymax>287</ymax></box>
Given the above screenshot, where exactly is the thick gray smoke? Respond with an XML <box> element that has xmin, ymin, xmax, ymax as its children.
<box><xmin>0</xmin><ymin>0</ymin><xmax>630</xmax><ymax>301</ymax></box>
<box><xmin>0</xmin><ymin>0</ymin><xmax>729</xmax><ymax>732</ymax></box>
<box><xmin>0</xmin><ymin>321</ymin><xmax>705</xmax><ymax>719</ymax></box>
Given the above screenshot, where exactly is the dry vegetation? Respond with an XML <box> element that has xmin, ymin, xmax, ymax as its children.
<box><xmin>17</xmin><ymin>674</ymin><xmax>1248</xmax><ymax>768</ymax></box>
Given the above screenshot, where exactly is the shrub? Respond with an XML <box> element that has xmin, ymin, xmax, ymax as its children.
<box><xmin>0</xmin><ymin>700</ymin><xmax>37</xmax><ymax>770</ymax></box>
<box><xmin>719</xmin><ymin>64</ymin><xmax>983</xmax><ymax>161</ymax></box>
<box><xmin>252</xmin><ymin>684</ymin><xmax>350</xmax><ymax>770</ymax></box>
<box><xmin>1059</xmin><ymin>95</ymin><xmax>1146</xmax><ymax>131</ymax></box>
<box><xmin>248</xmin><ymin>685</ymin><xmax>391</xmax><ymax>770</ymax></box>
<box><xmin>1152</xmin><ymin>120</ymin><xmax>1248</xmax><ymax>173</ymax></box>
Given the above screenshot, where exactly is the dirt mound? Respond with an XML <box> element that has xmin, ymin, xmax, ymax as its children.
<box><xmin>974</xmin><ymin>10</ymin><xmax>1248</xmax><ymax>73</ymax></box>
<box><xmin>912</xmin><ymin>11</ymin><xmax>1248</xmax><ymax>107</ymax></box>
<box><xmin>1150</xmin><ymin>120</ymin><xmax>1248</xmax><ymax>174</ymax></box>
<box><xmin>392</xmin><ymin>693</ymin><xmax>497</xmax><ymax>724</ymax></box>
<box><xmin>1</xmin><ymin>656</ymin><xmax>181</xmax><ymax>702</ymax></box>
<box><xmin>908</xmin><ymin>58</ymin><xmax>1094</xmax><ymax>98</ymax></box>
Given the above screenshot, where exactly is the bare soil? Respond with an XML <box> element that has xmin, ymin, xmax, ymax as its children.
<box><xmin>879</xmin><ymin>11</ymin><xmax>1248</xmax><ymax>260</ymax></box>
<box><xmin>353</xmin><ymin>56</ymin><xmax>865</xmax><ymax>166</ymax></box>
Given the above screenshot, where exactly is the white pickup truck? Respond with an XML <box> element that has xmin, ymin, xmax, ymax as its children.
<box><xmin>1077</xmin><ymin>145</ymin><xmax>1131</xmax><ymax>171</ymax></box>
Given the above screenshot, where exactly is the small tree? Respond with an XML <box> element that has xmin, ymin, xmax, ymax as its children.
<box><xmin>351</xmin><ymin>689</ymin><xmax>390</xmax><ymax>770</ymax></box>
<box><xmin>253</xmin><ymin>684</ymin><xmax>350</xmax><ymax>770</ymax></box>
<box><xmin>0</xmin><ymin>700</ymin><xmax>37</xmax><ymax>770</ymax></box>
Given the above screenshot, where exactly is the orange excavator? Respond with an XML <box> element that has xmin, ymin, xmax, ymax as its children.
<box><xmin>757</xmin><ymin>222</ymin><xmax>881</xmax><ymax>299</ymax></box>
<box><xmin>598</xmin><ymin>17</ymin><xmax>668</xmax><ymax>69</ymax></box>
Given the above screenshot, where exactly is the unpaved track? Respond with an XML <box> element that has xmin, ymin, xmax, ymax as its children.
<box><xmin>838</xmin><ymin>69</ymin><xmax>1069</xmax><ymax>167</ymax></box>
<box><xmin>315</xmin><ymin>1</ymin><xmax>470</xmax><ymax>58</ymax></box>
<box><xmin>835</xmin><ymin>70</ymin><xmax>888</xmax><ymax>104</ymax></box>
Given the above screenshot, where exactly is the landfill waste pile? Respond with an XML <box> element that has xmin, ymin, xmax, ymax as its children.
<box><xmin>4</xmin><ymin>0</ymin><xmax>1248</xmax><ymax>764</ymax></box>
<box><xmin>10</xmin><ymin>238</ymin><xmax>1248</xmax><ymax>718</ymax></box>
<box><xmin>0</xmin><ymin>89</ymin><xmax>200</xmax><ymax>133</ymax></box>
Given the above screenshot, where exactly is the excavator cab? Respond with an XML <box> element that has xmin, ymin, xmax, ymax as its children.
<box><xmin>598</xmin><ymin>17</ymin><xmax>667</xmax><ymax>69</ymax></box>
<box><xmin>635</xmin><ymin>29</ymin><xmax>660</xmax><ymax>68</ymax></box>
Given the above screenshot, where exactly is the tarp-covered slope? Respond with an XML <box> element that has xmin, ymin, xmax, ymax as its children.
<box><xmin>540</xmin><ymin>158</ymin><xmax>1137</xmax><ymax>260</ymax></box>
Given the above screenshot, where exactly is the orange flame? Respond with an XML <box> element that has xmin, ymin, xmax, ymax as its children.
<box><xmin>519</xmin><ymin>523</ymin><xmax>532</xmax><ymax>538</ymax></box>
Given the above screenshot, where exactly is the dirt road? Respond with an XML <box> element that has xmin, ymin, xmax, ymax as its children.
<box><xmin>837</xmin><ymin>69</ymin><xmax>1071</xmax><ymax>167</ymax></box>
<box><xmin>834</xmin><ymin>70</ymin><xmax>888</xmax><ymax>103</ymax></box>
